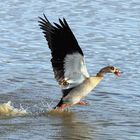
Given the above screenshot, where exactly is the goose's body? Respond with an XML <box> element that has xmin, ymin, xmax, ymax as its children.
<box><xmin>62</xmin><ymin>76</ymin><xmax>103</xmax><ymax>105</ymax></box>
<box><xmin>39</xmin><ymin>15</ymin><xmax>121</xmax><ymax>111</ymax></box>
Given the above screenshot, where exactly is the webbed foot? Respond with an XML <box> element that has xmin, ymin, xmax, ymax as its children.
<box><xmin>77</xmin><ymin>101</ymin><xmax>89</xmax><ymax>105</ymax></box>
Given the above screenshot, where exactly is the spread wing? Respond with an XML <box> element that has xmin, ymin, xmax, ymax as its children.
<box><xmin>38</xmin><ymin>14</ymin><xmax>89</xmax><ymax>90</ymax></box>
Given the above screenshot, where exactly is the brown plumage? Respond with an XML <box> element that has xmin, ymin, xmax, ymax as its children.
<box><xmin>38</xmin><ymin>14</ymin><xmax>121</xmax><ymax>111</ymax></box>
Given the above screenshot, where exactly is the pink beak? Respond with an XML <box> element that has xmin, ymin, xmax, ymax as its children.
<box><xmin>114</xmin><ymin>70</ymin><xmax>121</xmax><ymax>77</ymax></box>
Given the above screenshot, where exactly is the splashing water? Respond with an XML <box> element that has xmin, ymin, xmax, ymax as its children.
<box><xmin>0</xmin><ymin>100</ymin><xmax>71</xmax><ymax>117</ymax></box>
<box><xmin>0</xmin><ymin>101</ymin><xmax>29</xmax><ymax>116</ymax></box>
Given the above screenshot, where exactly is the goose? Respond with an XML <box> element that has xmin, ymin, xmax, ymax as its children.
<box><xmin>38</xmin><ymin>14</ymin><xmax>121</xmax><ymax>111</ymax></box>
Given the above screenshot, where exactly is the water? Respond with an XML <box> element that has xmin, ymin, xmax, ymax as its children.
<box><xmin>0</xmin><ymin>0</ymin><xmax>140</xmax><ymax>139</ymax></box>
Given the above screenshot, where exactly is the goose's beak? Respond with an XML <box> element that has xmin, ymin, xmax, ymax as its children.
<box><xmin>114</xmin><ymin>69</ymin><xmax>121</xmax><ymax>77</ymax></box>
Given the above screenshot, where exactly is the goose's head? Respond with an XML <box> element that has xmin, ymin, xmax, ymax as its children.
<box><xmin>97</xmin><ymin>66</ymin><xmax>121</xmax><ymax>77</ymax></box>
<box><xmin>108</xmin><ymin>66</ymin><xmax>121</xmax><ymax>76</ymax></box>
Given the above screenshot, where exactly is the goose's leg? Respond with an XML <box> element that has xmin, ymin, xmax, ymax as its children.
<box><xmin>59</xmin><ymin>104</ymin><xmax>67</xmax><ymax>109</ymax></box>
<box><xmin>54</xmin><ymin>104</ymin><xmax>68</xmax><ymax>111</ymax></box>
<box><xmin>77</xmin><ymin>101</ymin><xmax>89</xmax><ymax>105</ymax></box>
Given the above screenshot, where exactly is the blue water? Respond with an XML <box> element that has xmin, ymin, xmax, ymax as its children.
<box><xmin>0</xmin><ymin>0</ymin><xmax>140</xmax><ymax>139</ymax></box>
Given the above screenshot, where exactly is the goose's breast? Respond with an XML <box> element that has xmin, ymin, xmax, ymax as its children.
<box><xmin>63</xmin><ymin>77</ymin><xmax>101</xmax><ymax>104</ymax></box>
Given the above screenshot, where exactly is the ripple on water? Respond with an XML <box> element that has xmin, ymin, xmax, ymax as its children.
<box><xmin>0</xmin><ymin>0</ymin><xmax>140</xmax><ymax>139</ymax></box>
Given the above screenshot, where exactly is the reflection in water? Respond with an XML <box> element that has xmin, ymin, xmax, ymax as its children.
<box><xmin>47</xmin><ymin>111</ymin><xmax>95</xmax><ymax>140</ymax></box>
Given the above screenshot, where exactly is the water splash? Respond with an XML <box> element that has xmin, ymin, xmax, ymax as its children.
<box><xmin>0</xmin><ymin>101</ymin><xmax>29</xmax><ymax>117</ymax></box>
<box><xmin>0</xmin><ymin>100</ymin><xmax>72</xmax><ymax>117</ymax></box>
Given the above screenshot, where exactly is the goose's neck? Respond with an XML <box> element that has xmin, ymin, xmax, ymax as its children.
<box><xmin>96</xmin><ymin>72</ymin><xmax>105</xmax><ymax>77</ymax></box>
<box><xmin>96</xmin><ymin>67</ymin><xmax>108</xmax><ymax>77</ymax></box>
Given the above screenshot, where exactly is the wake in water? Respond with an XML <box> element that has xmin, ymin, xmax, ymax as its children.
<box><xmin>0</xmin><ymin>101</ymin><xmax>29</xmax><ymax>116</ymax></box>
<box><xmin>0</xmin><ymin>100</ymin><xmax>72</xmax><ymax>117</ymax></box>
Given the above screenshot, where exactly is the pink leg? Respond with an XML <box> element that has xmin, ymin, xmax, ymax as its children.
<box><xmin>77</xmin><ymin>101</ymin><xmax>89</xmax><ymax>105</ymax></box>
<box><xmin>59</xmin><ymin>104</ymin><xmax>67</xmax><ymax>109</ymax></box>
<box><xmin>54</xmin><ymin>104</ymin><xmax>68</xmax><ymax>111</ymax></box>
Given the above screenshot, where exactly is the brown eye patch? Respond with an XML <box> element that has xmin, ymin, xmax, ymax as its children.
<box><xmin>110</xmin><ymin>66</ymin><xmax>115</xmax><ymax>70</ymax></box>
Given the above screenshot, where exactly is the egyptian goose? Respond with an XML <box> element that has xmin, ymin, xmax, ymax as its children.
<box><xmin>38</xmin><ymin>14</ymin><xmax>121</xmax><ymax>111</ymax></box>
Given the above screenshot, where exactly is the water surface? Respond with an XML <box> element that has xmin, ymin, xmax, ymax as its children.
<box><xmin>0</xmin><ymin>0</ymin><xmax>140</xmax><ymax>139</ymax></box>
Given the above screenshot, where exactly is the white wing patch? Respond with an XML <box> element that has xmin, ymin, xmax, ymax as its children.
<box><xmin>63</xmin><ymin>53</ymin><xmax>89</xmax><ymax>89</ymax></box>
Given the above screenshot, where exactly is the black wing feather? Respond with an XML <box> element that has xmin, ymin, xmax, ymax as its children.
<box><xmin>38</xmin><ymin>14</ymin><xmax>84</xmax><ymax>82</ymax></box>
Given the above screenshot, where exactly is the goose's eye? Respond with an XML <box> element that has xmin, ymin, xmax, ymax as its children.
<box><xmin>110</xmin><ymin>66</ymin><xmax>115</xmax><ymax>70</ymax></box>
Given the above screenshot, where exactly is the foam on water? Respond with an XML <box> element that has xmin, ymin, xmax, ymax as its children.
<box><xmin>0</xmin><ymin>101</ymin><xmax>29</xmax><ymax>116</ymax></box>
